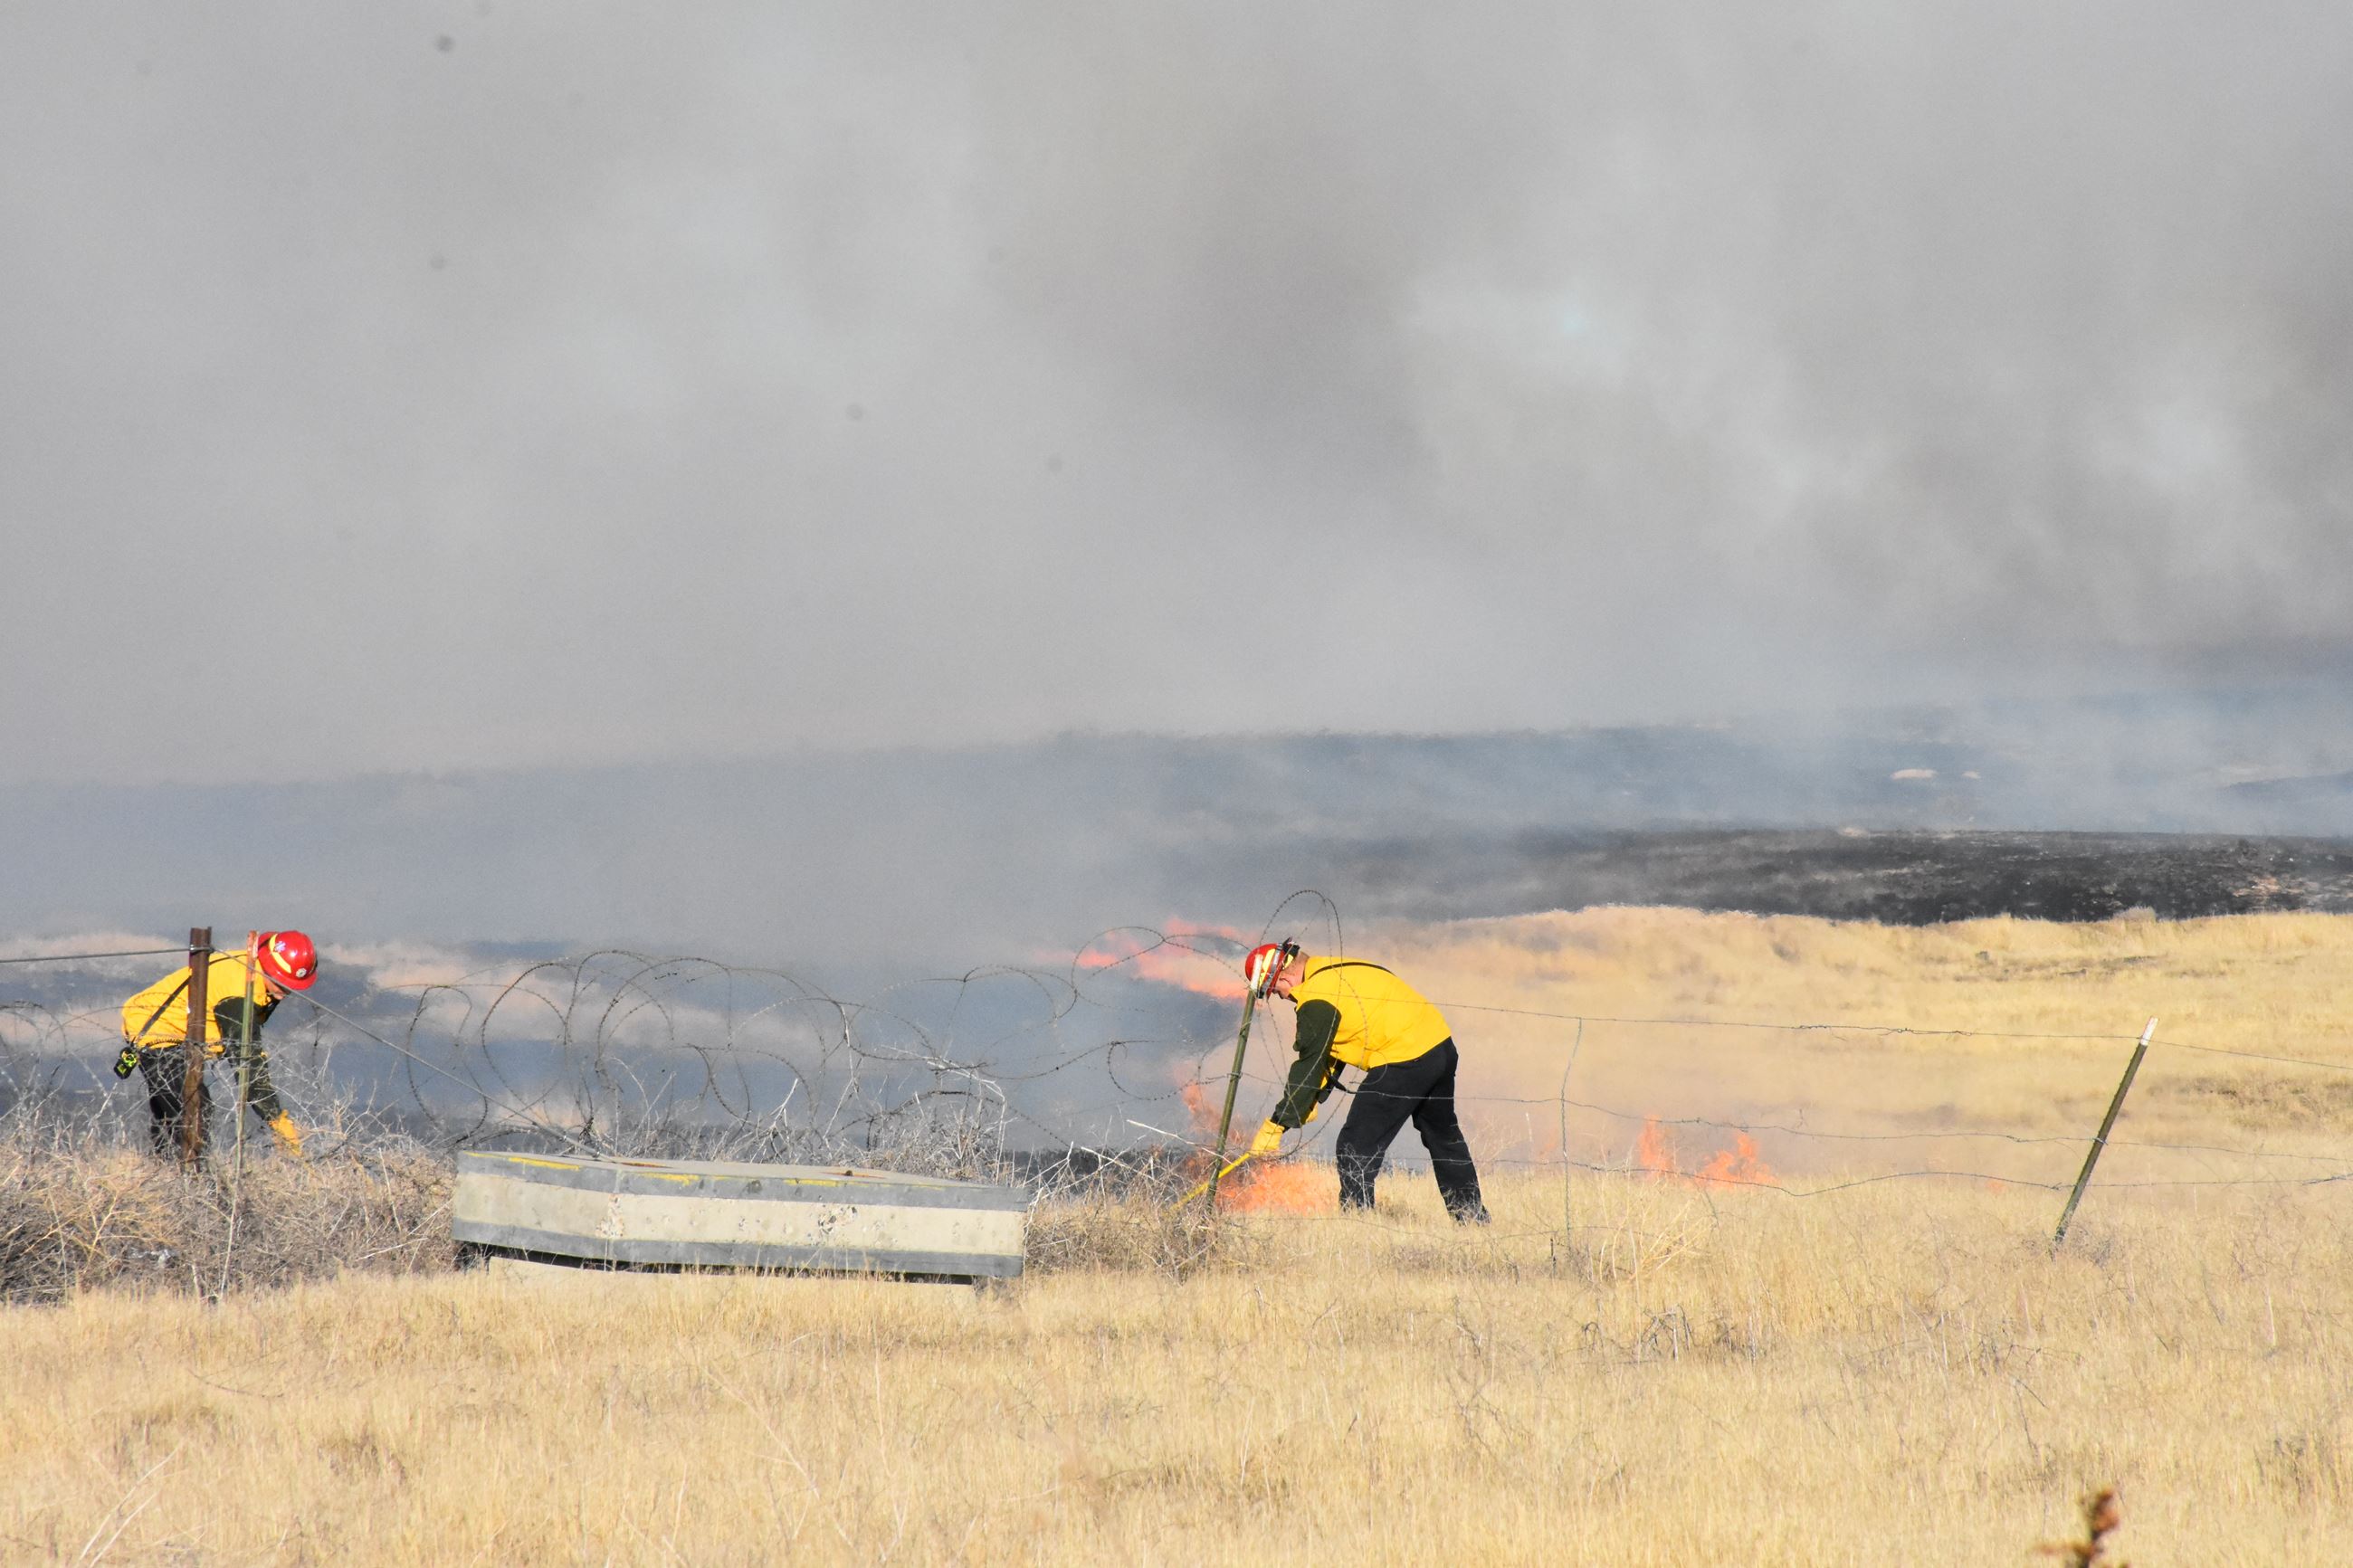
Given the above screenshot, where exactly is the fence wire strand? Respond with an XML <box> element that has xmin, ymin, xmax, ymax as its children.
<box><xmin>0</xmin><ymin>947</ymin><xmax>186</xmax><ymax>966</ymax></box>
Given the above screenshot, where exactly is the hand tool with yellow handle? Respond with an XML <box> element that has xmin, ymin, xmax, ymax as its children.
<box><xmin>1173</xmin><ymin>1150</ymin><xmax>1258</xmax><ymax>1210</ymax></box>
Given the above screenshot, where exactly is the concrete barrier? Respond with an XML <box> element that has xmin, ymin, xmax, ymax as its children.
<box><xmin>452</xmin><ymin>1151</ymin><xmax>1029</xmax><ymax>1280</ymax></box>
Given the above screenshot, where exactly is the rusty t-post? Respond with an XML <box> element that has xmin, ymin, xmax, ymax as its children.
<box><xmin>178</xmin><ymin>927</ymin><xmax>213</xmax><ymax>1167</ymax></box>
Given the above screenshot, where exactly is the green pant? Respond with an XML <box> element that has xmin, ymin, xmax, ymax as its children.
<box><xmin>134</xmin><ymin>1041</ymin><xmax>285</xmax><ymax>1157</ymax></box>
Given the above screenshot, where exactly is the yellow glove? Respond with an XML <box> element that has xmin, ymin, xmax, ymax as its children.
<box><xmin>268</xmin><ymin>1112</ymin><xmax>306</xmax><ymax>1160</ymax></box>
<box><xmin>1248</xmin><ymin>1120</ymin><xmax>1285</xmax><ymax>1158</ymax></box>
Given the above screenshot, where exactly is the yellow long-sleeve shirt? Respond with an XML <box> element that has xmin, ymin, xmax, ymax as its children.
<box><xmin>1269</xmin><ymin>956</ymin><xmax>1453</xmax><ymax>1127</ymax></box>
<box><xmin>120</xmin><ymin>953</ymin><xmax>274</xmax><ymax>1054</ymax></box>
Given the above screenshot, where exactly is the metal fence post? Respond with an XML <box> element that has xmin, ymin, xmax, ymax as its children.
<box><xmin>1205</xmin><ymin>986</ymin><xmax>1262</xmax><ymax>1209</ymax></box>
<box><xmin>2052</xmin><ymin>1017</ymin><xmax>2157</xmax><ymax>1251</ymax></box>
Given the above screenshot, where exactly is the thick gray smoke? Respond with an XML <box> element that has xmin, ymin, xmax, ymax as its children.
<box><xmin>5</xmin><ymin>4</ymin><xmax>2350</xmax><ymax>786</ymax></box>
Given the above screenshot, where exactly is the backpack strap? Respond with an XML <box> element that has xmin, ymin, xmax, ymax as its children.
<box><xmin>128</xmin><ymin>974</ymin><xmax>193</xmax><ymax>1048</ymax></box>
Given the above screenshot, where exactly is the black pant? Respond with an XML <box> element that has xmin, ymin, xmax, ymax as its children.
<box><xmin>1335</xmin><ymin>1039</ymin><xmax>1487</xmax><ymax>1221</ymax></box>
<box><xmin>136</xmin><ymin>1044</ymin><xmax>284</xmax><ymax>1158</ymax></box>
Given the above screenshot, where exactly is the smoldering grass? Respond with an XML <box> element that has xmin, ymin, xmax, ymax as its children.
<box><xmin>2035</xmin><ymin>1487</ymin><xmax>2131</xmax><ymax>1567</ymax></box>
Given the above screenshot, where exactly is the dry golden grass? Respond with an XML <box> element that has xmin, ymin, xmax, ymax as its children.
<box><xmin>1372</xmin><ymin>908</ymin><xmax>2353</xmax><ymax>1182</ymax></box>
<box><xmin>0</xmin><ymin>1139</ymin><xmax>451</xmax><ymax>1304</ymax></box>
<box><xmin>6</xmin><ymin>908</ymin><xmax>2353</xmax><ymax>1564</ymax></box>
<box><xmin>1385</xmin><ymin>905</ymin><xmax>2353</xmax><ymax>1056</ymax></box>
<box><xmin>4</xmin><ymin>1175</ymin><xmax>2348</xmax><ymax>1564</ymax></box>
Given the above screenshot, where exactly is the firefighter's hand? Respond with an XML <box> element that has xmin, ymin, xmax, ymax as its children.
<box><xmin>1248</xmin><ymin>1120</ymin><xmax>1285</xmax><ymax>1158</ymax></box>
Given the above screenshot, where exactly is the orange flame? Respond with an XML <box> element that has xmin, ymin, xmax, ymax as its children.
<box><xmin>1164</xmin><ymin>1086</ymin><xmax>1329</xmax><ymax>1213</ymax></box>
<box><xmin>1221</xmin><ymin>1159</ymin><xmax>1334</xmax><ymax>1214</ymax></box>
<box><xmin>1070</xmin><ymin>921</ymin><xmax>1252</xmax><ymax>1000</ymax></box>
<box><xmin>1631</xmin><ymin>1117</ymin><xmax>1775</xmax><ymax>1188</ymax></box>
<box><xmin>1696</xmin><ymin>1132</ymin><xmax>1770</xmax><ymax>1186</ymax></box>
<box><xmin>1634</xmin><ymin>1117</ymin><xmax>1680</xmax><ymax>1175</ymax></box>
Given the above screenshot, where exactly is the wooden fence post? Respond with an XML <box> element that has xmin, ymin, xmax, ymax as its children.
<box><xmin>177</xmin><ymin>927</ymin><xmax>212</xmax><ymax>1168</ymax></box>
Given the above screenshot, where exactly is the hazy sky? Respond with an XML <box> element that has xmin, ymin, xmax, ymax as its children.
<box><xmin>6</xmin><ymin>3</ymin><xmax>2350</xmax><ymax>785</ymax></box>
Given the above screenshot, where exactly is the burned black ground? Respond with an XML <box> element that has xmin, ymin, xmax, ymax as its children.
<box><xmin>1336</xmin><ymin>829</ymin><xmax>2353</xmax><ymax>927</ymax></box>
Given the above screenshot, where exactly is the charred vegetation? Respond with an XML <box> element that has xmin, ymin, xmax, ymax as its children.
<box><xmin>1339</xmin><ymin>828</ymin><xmax>2353</xmax><ymax>926</ymax></box>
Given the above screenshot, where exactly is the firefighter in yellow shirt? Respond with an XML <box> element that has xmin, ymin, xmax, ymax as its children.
<box><xmin>1240</xmin><ymin>944</ymin><xmax>1489</xmax><ymax>1222</ymax></box>
<box><xmin>117</xmin><ymin>930</ymin><xmax>316</xmax><ymax>1158</ymax></box>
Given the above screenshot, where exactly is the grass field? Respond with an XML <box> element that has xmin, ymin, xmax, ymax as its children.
<box><xmin>8</xmin><ymin>908</ymin><xmax>2353</xmax><ymax>1564</ymax></box>
<box><xmin>1376</xmin><ymin>907</ymin><xmax>2353</xmax><ymax>1183</ymax></box>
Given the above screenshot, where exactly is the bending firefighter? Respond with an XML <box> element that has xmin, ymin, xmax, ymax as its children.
<box><xmin>117</xmin><ymin>931</ymin><xmax>316</xmax><ymax>1159</ymax></box>
<box><xmin>1241</xmin><ymin>944</ymin><xmax>1489</xmax><ymax>1223</ymax></box>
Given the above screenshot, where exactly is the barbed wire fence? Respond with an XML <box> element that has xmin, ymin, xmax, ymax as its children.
<box><xmin>7</xmin><ymin>907</ymin><xmax>2353</xmax><ymax>1297</ymax></box>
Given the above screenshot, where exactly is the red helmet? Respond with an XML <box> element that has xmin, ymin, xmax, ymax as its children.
<box><xmin>1241</xmin><ymin>941</ymin><xmax>1300</xmax><ymax>995</ymax></box>
<box><xmin>254</xmin><ymin>929</ymin><xmax>319</xmax><ymax>991</ymax></box>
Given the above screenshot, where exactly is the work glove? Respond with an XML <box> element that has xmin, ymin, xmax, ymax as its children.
<box><xmin>1248</xmin><ymin>1120</ymin><xmax>1285</xmax><ymax>1158</ymax></box>
<box><xmin>268</xmin><ymin>1112</ymin><xmax>306</xmax><ymax>1160</ymax></box>
<box><xmin>113</xmin><ymin>1045</ymin><xmax>140</xmax><ymax>1080</ymax></box>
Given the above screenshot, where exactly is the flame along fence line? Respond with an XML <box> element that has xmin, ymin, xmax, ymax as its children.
<box><xmin>1207</xmin><ymin>1155</ymin><xmax>2353</xmax><ymax>1267</ymax></box>
<box><xmin>1186</xmin><ymin>998</ymin><xmax>2353</xmax><ymax>1214</ymax></box>
<box><xmin>1195</xmin><ymin>1065</ymin><xmax>2353</xmax><ymax>1197</ymax></box>
<box><xmin>7</xmin><ymin>939</ymin><xmax>2353</xmax><ymax>1213</ymax></box>
<box><xmin>7</xmin><ymin>965</ymin><xmax>2350</xmax><ymax>1190</ymax></box>
<box><xmin>1420</xmin><ymin>1019</ymin><xmax>2353</xmax><ymax>1171</ymax></box>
